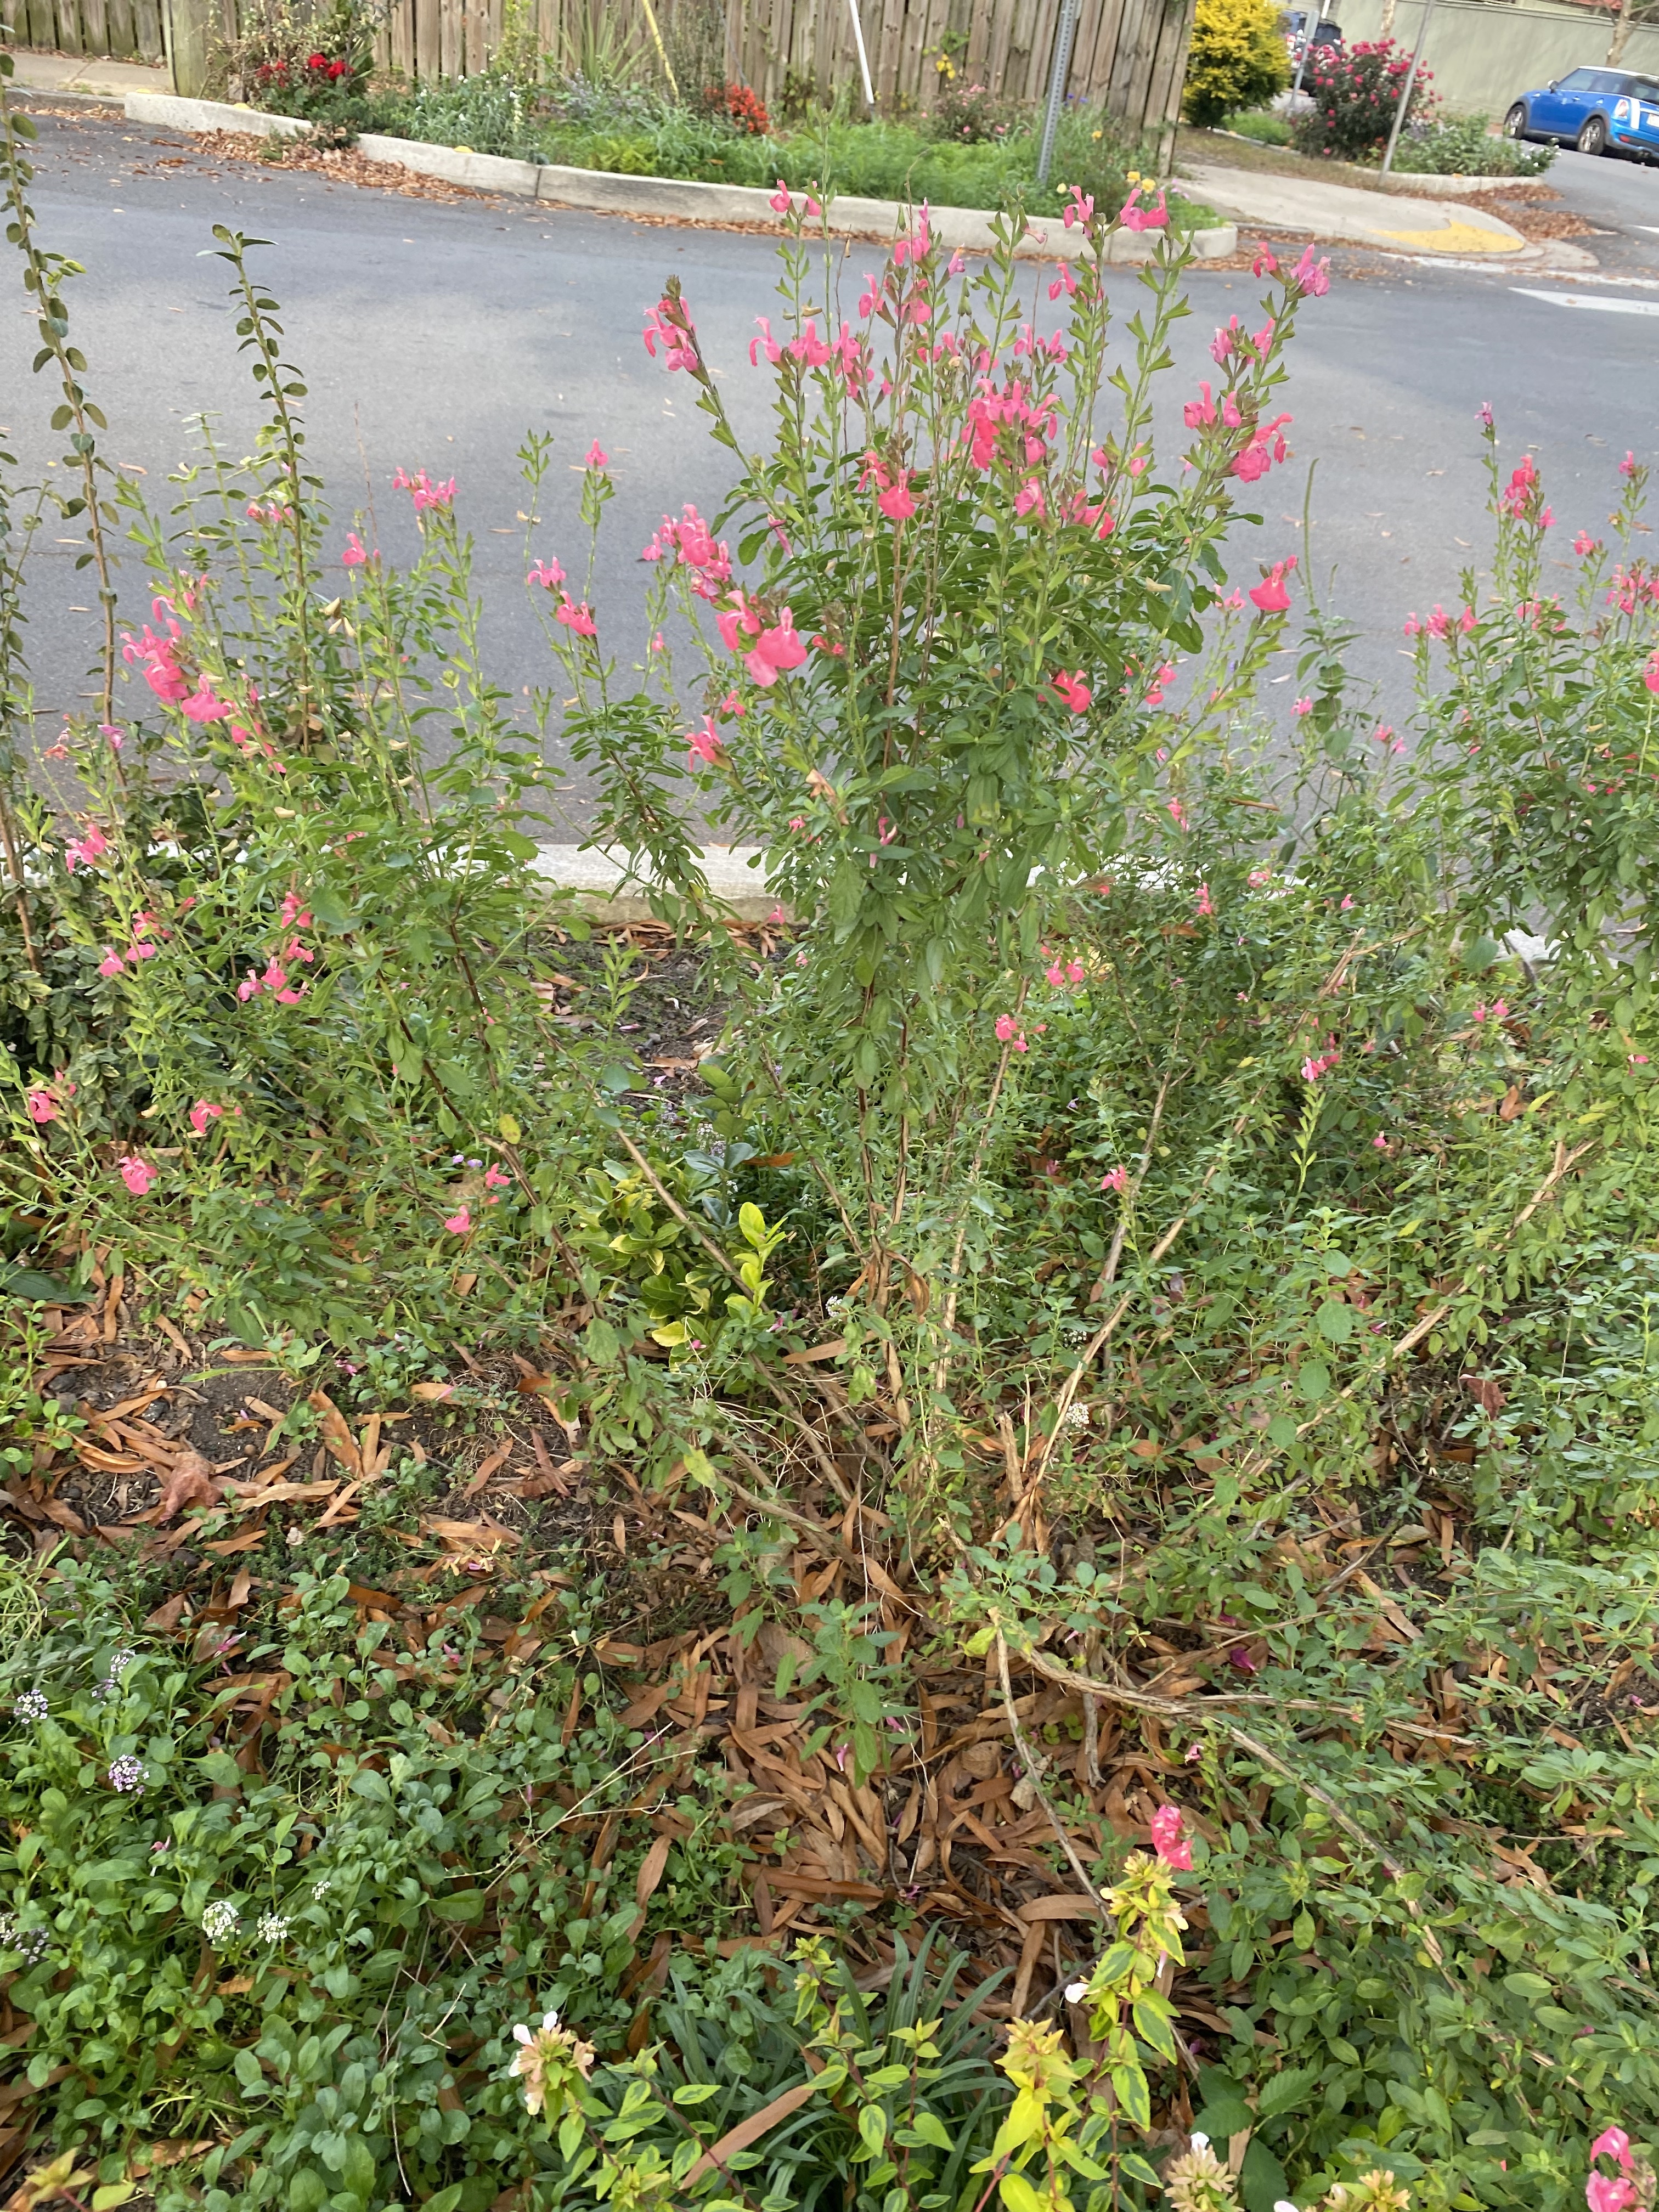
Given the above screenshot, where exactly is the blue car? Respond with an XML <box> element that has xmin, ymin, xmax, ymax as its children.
<box><xmin>1504</xmin><ymin>66</ymin><xmax>1659</xmax><ymax>159</ymax></box>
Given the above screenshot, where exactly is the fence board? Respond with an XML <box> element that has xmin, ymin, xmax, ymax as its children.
<box><xmin>5</xmin><ymin>0</ymin><xmax>1193</xmax><ymax>150</ymax></box>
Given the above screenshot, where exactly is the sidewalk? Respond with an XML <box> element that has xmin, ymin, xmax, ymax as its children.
<box><xmin>1177</xmin><ymin>158</ymin><xmax>1533</xmax><ymax>258</ymax></box>
<box><xmin>8</xmin><ymin>49</ymin><xmax>170</xmax><ymax>100</ymax></box>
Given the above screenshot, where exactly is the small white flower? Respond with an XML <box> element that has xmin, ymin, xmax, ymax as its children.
<box><xmin>1274</xmin><ymin>2202</ymin><xmax>1300</xmax><ymax>2212</ymax></box>
<box><xmin>257</xmin><ymin>1912</ymin><xmax>291</xmax><ymax>1943</ymax></box>
<box><xmin>13</xmin><ymin>1690</ymin><xmax>48</xmax><ymax>1722</ymax></box>
<box><xmin>1064</xmin><ymin>1402</ymin><xmax>1090</xmax><ymax>1427</ymax></box>
<box><xmin>311</xmin><ymin>1879</ymin><xmax>331</xmax><ymax>1898</ymax></box>
<box><xmin>202</xmin><ymin>1899</ymin><xmax>240</xmax><ymax>1944</ymax></box>
<box><xmin>1064</xmin><ymin>1979</ymin><xmax>1088</xmax><ymax>2004</ymax></box>
<box><xmin>1189</xmin><ymin>2133</ymin><xmax>1210</xmax><ymax>2151</ymax></box>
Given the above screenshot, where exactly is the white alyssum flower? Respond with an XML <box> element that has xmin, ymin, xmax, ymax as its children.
<box><xmin>257</xmin><ymin>1912</ymin><xmax>291</xmax><ymax>1944</ymax></box>
<box><xmin>202</xmin><ymin>1900</ymin><xmax>240</xmax><ymax>1944</ymax></box>
<box><xmin>13</xmin><ymin>1690</ymin><xmax>48</xmax><ymax>1722</ymax></box>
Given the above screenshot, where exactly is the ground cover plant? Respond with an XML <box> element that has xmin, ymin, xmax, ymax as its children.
<box><xmin>3</xmin><ymin>32</ymin><xmax>1659</xmax><ymax>2212</ymax></box>
<box><xmin>230</xmin><ymin>23</ymin><xmax>1198</xmax><ymax>226</ymax></box>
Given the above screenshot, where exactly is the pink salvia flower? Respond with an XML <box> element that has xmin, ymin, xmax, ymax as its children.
<box><xmin>1293</xmin><ymin>696</ymin><xmax>1313</xmax><ymax>716</ymax></box>
<box><xmin>1252</xmin><ymin>243</ymin><xmax>1278</xmax><ymax>276</ymax></box>
<box><xmin>1048</xmin><ymin>261</ymin><xmax>1077</xmax><ymax>301</ymax></box>
<box><xmin>25</xmin><ymin>1088</ymin><xmax>58</xmax><ymax>1125</ymax></box>
<box><xmin>1050</xmin><ymin>669</ymin><xmax>1091</xmax><ymax>713</ymax></box>
<box><xmin>769</xmin><ymin>178</ymin><xmax>791</xmax><ymax>213</ymax></box>
<box><xmin>1291</xmin><ymin>244</ymin><xmax>1331</xmax><ymax>297</ymax></box>
<box><xmin>342</xmin><ymin>531</ymin><xmax>370</xmax><ymax>568</ymax></box>
<box><xmin>1196</xmin><ymin>883</ymin><xmax>1215</xmax><ymax>918</ymax></box>
<box><xmin>1644</xmin><ymin>649</ymin><xmax>1659</xmax><ymax>695</ymax></box>
<box><xmin>65</xmin><ymin>825</ymin><xmax>109</xmax><ymax>873</ymax></box>
<box><xmin>1587</xmin><ymin>2180</ymin><xmax>1637</xmax><ymax>2212</ymax></box>
<box><xmin>877</xmin><ymin>474</ymin><xmax>916</xmax><ymax>522</ymax></box>
<box><xmin>584</xmin><ymin>442</ymin><xmax>608</xmax><ymax>470</ymax></box>
<box><xmin>1249</xmin><ymin>559</ymin><xmax>1295</xmax><ymax>614</ymax></box>
<box><xmin>1102</xmin><ymin>1165</ymin><xmax>1127</xmax><ymax>1194</ymax></box>
<box><xmin>189</xmin><ymin>1100</ymin><xmax>223</xmax><ymax>1136</ymax></box>
<box><xmin>1150</xmin><ymin>1804</ymin><xmax>1193</xmax><ymax>1870</ymax></box>
<box><xmin>118</xmin><ymin>1155</ymin><xmax>156</xmax><ymax>1195</ymax></box>
<box><xmin>555</xmin><ymin>596</ymin><xmax>597</xmax><ymax>637</ymax></box>
<box><xmin>1062</xmin><ymin>185</ymin><xmax>1094</xmax><ymax>230</ymax></box>
<box><xmin>98</xmin><ymin>947</ymin><xmax>126</xmax><ymax>979</ymax></box>
<box><xmin>1592</xmin><ymin>2132</ymin><xmax>1634</xmax><ymax>2174</ymax></box>
<box><xmin>686</xmin><ymin>716</ymin><xmax>725</xmax><ymax>769</ymax></box>
<box><xmin>1119</xmin><ymin>184</ymin><xmax>1168</xmax><ymax>232</ymax></box>
<box><xmin>443</xmin><ymin>1207</ymin><xmax>472</xmax><ymax>1235</ymax></box>
<box><xmin>994</xmin><ymin>1013</ymin><xmax>1020</xmax><ymax>1043</ymax></box>
<box><xmin>1620</xmin><ymin>451</ymin><xmax>1639</xmax><ymax>481</ymax></box>
<box><xmin>527</xmin><ymin>558</ymin><xmax>566</xmax><ymax>592</ymax></box>
<box><xmin>484</xmin><ymin>1164</ymin><xmax>511</xmax><ymax>1190</ymax></box>
<box><xmin>642</xmin><ymin>293</ymin><xmax>698</xmax><ymax>373</ymax></box>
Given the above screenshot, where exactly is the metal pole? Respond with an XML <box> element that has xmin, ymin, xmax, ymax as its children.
<box><xmin>1035</xmin><ymin>0</ymin><xmax>1081</xmax><ymax>191</ymax></box>
<box><xmin>847</xmin><ymin>0</ymin><xmax>876</xmax><ymax>110</ymax></box>
<box><xmin>1290</xmin><ymin>18</ymin><xmax>1312</xmax><ymax>104</ymax></box>
<box><xmin>1380</xmin><ymin>0</ymin><xmax>1436</xmax><ymax>173</ymax></box>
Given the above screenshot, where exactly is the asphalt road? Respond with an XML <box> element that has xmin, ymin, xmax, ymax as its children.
<box><xmin>3</xmin><ymin>111</ymin><xmax>1658</xmax><ymax>825</ymax></box>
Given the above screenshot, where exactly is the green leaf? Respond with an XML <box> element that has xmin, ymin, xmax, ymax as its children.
<box><xmin>1256</xmin><ymin>2063</ymin><xmax>1321</xmax><ymax>2119</ymax></box>
<box><xmin>430</xmin><ymin>1889</ymin><xmax>485</xmax><ymax>1922</ymax></box>
<box><xmin>1314</xmin><ymin>1300</ymin><xmax>1356</xmax><ymax>1344</ymax></box>
<box><xmin>910</xmin><ymin>2113</ymin><xmax>952</xmax><ymax>2151</ymax></box>
<box><xmin>998</xmin><ymin>2176</ymin><xmax>1047</xmax><ymax>2212</ymax></box>
<box><xmin>672</xmin><ymin>2083</ymin><xmax>722</xmax><ymax>2106</ymax></box>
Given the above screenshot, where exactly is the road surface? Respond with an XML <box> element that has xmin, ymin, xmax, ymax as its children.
<box><xmin>2</xmin><ymin>111</ymin><xmax>1657</xmax><ymax>822</ymax></box>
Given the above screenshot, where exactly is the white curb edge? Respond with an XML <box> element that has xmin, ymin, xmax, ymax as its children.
<box><xmin>124</xmin><ymin>93</ymin><xmax>1239</xmax><ymax>262</ymax></box>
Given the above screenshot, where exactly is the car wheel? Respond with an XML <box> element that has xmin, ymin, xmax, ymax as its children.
<box><xmin>1578</xmin><ymin>113</ymin><xmax>1609</xmax><ymax>155</ymax></box>
<box><xmin>1502</xmin><ymin>102</ymin><xmax>1528</xmax><ymax>139</ymax></box>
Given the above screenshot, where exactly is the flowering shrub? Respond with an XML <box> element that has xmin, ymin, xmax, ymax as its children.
<box><xmin>704</xmin><ymin>77</ymin><xmax>769</xmax><ymax>133</ymax></box>
<box><xmin>1289</xmin><ymin>38</ymin><xmax>1435</xmax><ymax>160</ymax></box>
<box><xmin>6</xmin><ymin>30</ymin><xmax>1659</xmax><ymax>2212</ymax></box>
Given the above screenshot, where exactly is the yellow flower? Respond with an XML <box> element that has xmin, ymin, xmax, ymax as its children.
<box><xmin>1092</xmin><ymin>128</ymin><xmax>1102</xmax><ymax>139</ymax></box>
<box><xmin>1127</xmin><ymin>167</ymin><xmax>1142</xmax><ymax>183</ymax></box>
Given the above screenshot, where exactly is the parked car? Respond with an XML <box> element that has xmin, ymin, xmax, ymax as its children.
<box><xmin>1283</xmin><ymin>10</ymin><xmax>1342</xmax><ymax>64</ymax></box>
<box><xmin>1503</xmin><ymin>66</ymin><xmax>1659</xmax><ymax>159</ymax></box>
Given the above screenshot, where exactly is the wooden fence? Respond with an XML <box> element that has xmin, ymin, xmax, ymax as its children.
<box><xmin>3</xmin><ymin>0</ymin><xmax>165</xmax><ymax>61</ymax></box>
<box><xmin>5</xmin><ymin>0</ymin><xmax>1197</xmax><ymax>157</ymax></box>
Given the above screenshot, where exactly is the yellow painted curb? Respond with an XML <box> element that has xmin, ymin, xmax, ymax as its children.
<box><xmin>1372</xmin><ymin>219</ymin><xmax>1526</xmax><ymax>257</ymax></box>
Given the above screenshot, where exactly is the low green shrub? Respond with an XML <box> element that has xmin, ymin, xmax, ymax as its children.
<box><xmin>1223</xmin><ymin>108</ymin><xmax>1292</xmax><ymax>144</ymax></box>
<box><xmin>1390</xmin><ymin>110</ymin><xmax>1554</xmax><ymax>176</ymax></box>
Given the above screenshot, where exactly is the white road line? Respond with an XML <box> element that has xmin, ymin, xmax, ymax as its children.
<box><xmin>1510</xmin><ymin>287</ymin><xmax>1659</xmax><ymax>314</ymax></box>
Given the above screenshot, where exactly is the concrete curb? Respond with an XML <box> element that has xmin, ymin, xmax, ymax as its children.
<box><xmin>124</xmin><ymin>93</ymin><xmax>1238</xmax><ymax>261</ymax></box>
<box><xmin>531</xmin><ymin>845</ymin><xmax>782</xmax><ymax>923</ymax></box>
<box><xmin>9</xmin><ymin>84</ymin><xmax>128</xmax><ymax>111</ymax></box>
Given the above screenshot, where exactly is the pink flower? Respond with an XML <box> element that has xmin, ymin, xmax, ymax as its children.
<box><xmin>1233</xmin><ymin>413</ymin><xmax>1292</xmax><ymax>484</ymax></box>
<box><xmin>1249</xmin><ymin>559</ymin><xmax>1295</xmax><ymax>615</ymax></box>
<box><xmin>1620</xmin><ymin>451</ymin><xmax>1639</xmax><ymax>481</ymax></box>
<box><xmin>1014</xmin><ymin>477</ymin><xmax>1046</xmax><ymax>520</ymax></box>
<box><xmin>26</xmin><ymin>1088</ymin><xmax>59</xmax><ymax>1125</ymax></box>
<box><xmin>1168</xmin><ymin>796</ymin><xmax>1188</xmax><ymax>832</ymax></box>
<box><xmin>1150</xmin><ymin>1804</ymin><xmax>1193</xmax><ymax>1871</ymax></box>
<box><xmin>1293</xmin><ymin>696</ymin><xmax>1313</xmax><ymax>716</ymax></box>
<box><xmin>1196</xmin><ymin>883</ymin><xmax>1215</xmax><ymax>918</ymax></box>
<box><xmin>1373</xmin><ymin>1132</ymin><xmax>1389</xmax><ymax>1149</ymax></box>
<box><xmin>189</xmin><ymin>1100</ymin><xmax>224</xmax><ymax>1136</ymax></box>
<box><xmin>1248</xmin><ymin>867</ymin><xmax>1272</xmax><ymax>887</ymax></box>
<box><xmin>181</xmin><ymin>682</ymin><xmax>234</xmax><ymax>725</ymax></box>
<box><xmin>1048</xmin><ymin>260</ymin><xmax>1077</xmax><ymax>301</ymax></box>
<box><xmin>1477</xmin><ymin>401</ymin><xmax>1494</xmax><ymax>429</ymax></box>
<box><xmin>584</xmin><ymin>441</ymin><xmax>608</xmax><ymax>470</ymax></box>
<box><xmin>1119</xmin><ymin>185</ymin><xmax>1168</xmax><ymax>232</ymax></box>
<box><xmin>642</xmin><ymin>293</ymin><xmax>698</xmax><ymax>374</ymax></box>
<box><xmin>749</xmin><ymin>315</ymin><xmax>783</xmax><ymax>368</ymax></box>
<box><xmin>994</xmin><ymin>1013</ymin><xmax>1020</xmax><ymax>1043</ymax></box>
<box><xmin>118</xmin><ymin>1154</ymin><xmax>156</xmax><ymax>1195</ymax></box>
<box><xmin>1252</xmin><ymin>243</ymin><xmax>1278</xmax><ymax>277</ymax></box>
<box><xmin>745</xmin><ymin>616</ymin><xmax>808</xmax><ymax>688</ymax></box>
<box><xmin>342</xmin><ymin>531</ymin><xmax>370</xmax><ymax>568</ymax></box>
<box><xmin>686</xmin><ymin>715</ymin><xmax>725</xmax><ymax>769</ymax></box>
<box><xmin>1302</xmin><ymin>1051</ymin><xmax>1339</xmax><ymax>1081</ymax></box>
<box><xmin>65</xmin><ymin>825</ymin><xmax>109</xmax><ymax>873</ymax></box>
<box><xmin>1062</xmin><ymin>185</ymin><xmax>1094</xmax><ymax>230</ymax></box>
<box><xmin>443</xmin><ymin>1207</ymin><xmax>472</xmax><ymax>1235</ymax></box>
<box><xmin>1290</xmin><ymin>244</ymin><xmax>1330</xmax><ymax>297</ymax></box>
<box><xmin>1590</xmin><ymin>2131</ymin><xmax>1633</xmax><ymax>2172</ymax></box>
<box><xmin>484</xmin><ymin>1164</ymin><xmax>511</xmax><ymax>1190</ymax></box>
<box><xmin>1644</xmin><ymin>650</ymin><xmax>1659</xmax><ymax>696</ymax></box>
<box><xmin>1588</xmin><ymin>2180</ymin><xmax>1636</xmax><ymax>2212</ymax></box>
<box><xmin>877</xmin><ymin>475</ymin><xmax>916</xmax><ymax>522</ymax></box>
<box><xmin>1101</xmin><ymin>1165</ymin><xmax>1127</xmax><ymax>1194</ymax></box>
<box><xmin>527</xmin><ymin>558</ymin><xmax>566</xmax><ymax>592</ymax></box>
<box><xmin>769</xmin><ymin>178</ymin><xmax>791</xmax><ymax>213</ymax></box>
<box><xmin>97</xmin><ymin>947</ymin><xmax>126</xmax><ymax>979</ymax></box>
<box><xmin>1146</xmin><ymin>661</ymin><xmax>1177</xmax><ymax>707</ymax></box>
<box><xmin>1575</xmin><ymin>531</ymin><xmax>1599</xmax><ymax>556</ymax></box>
<box><xmin>1473</xmin><ymin>1000</ymin><xmax>1510</xmax><ymax>1024</ymax></box>
<box><xmin>1051</xmin><ymin>669</ymin><xmax>1091</xmax><ymax>714</ymax></box>
<box><xmin>1183</xmin><ymin>381</ymin><xmax>1217</xmax><ymax>431</ymax></box>
<box><xmin>555</xmin><ymin>596</ymin><xmax>597</xmax><ymax>637</ymax></box>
